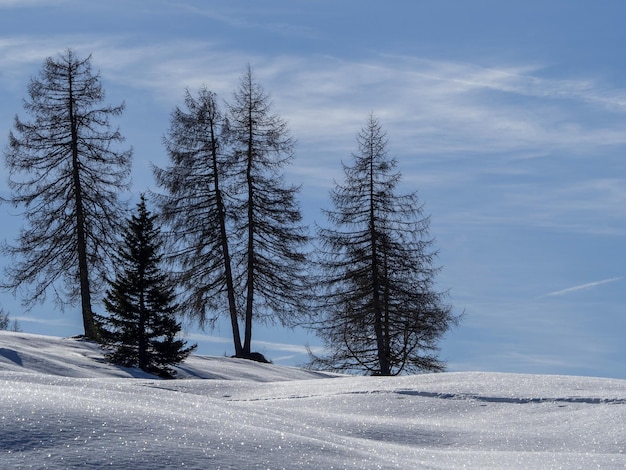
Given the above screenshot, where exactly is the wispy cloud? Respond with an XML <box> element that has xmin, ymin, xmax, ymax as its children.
<box><xmin>3</xmin><ymin>35</ymin><xmax>626</xmax><ymax>154</ymax></box>
<box><xmin>544</xmin><ymin>277</ymin><xmax>623</xmax><ymax>297</ymax></box>
<box><xmin>162</xmin><ymin>1</ymin><xmax>322</xmax><ymax>40</ymax></box>
<box><xmin>186</xmin><ymin>332</ymin><xmax>322</xmax><ymax>355</ymax></box>
<box><xmin>12</xmin><ymin>316</ymin><xmax>76</xmax><ymax>328</ymax></box>
<box><xmin>3</xmin><ymin>33</ymin><xmax>626</xmax><ymax>236</ymax></box>
<box><xmin>0</xmin><ymin>0</ymin><xmax>66</xmax><ymax>7</ymax></box>
<box><xmin>252</xmin><ymin>339</ymin><xmax>324</xmax><ymax>355</ymax></box>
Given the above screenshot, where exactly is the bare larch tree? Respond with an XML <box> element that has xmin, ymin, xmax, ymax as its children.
<box><xmin>227</xmin><ymin>66</ymin><xmax>309</xmax><ymax>357</ymax></box>
<box><xmin>154</xmin><ymin>87</ymin><xmax>244</xmax><ymax>357</ymax></box>
<box><xmin>312</xmin><ymin>114</ymin><xmax>456</xmax><ymax>375</ymax></box>
<box><xmin>155</xmin><ymin>69</ymin><xmax>309</xmax><ymax>360</ymax></box>
<box><xmin>2</xmin><ymin>49</ymin><xmax>132</xmax><ymax>339</ymax></box>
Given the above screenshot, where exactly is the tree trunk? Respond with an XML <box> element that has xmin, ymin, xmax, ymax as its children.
<box><xmin>243</xmin><ymin>90</ymin><xmax>255</xmax><ymax>357</ymax></box>
<box><xmin>210</xmin><ymin>118</ymin><xmax>243</xmax><ymax>356</ymax></box>
<box><xmin>243</xmin><ymin>145</ymin><xmax>255</xmax><ymax>357</ymax></box>
<box><xmin>369</xmin><ymin>142</ymin><xmax>390</xmax><ymax>376</ymax></box>
<box><xmin>220</xmin><ymin>199</ymin><xmax>244</xmax><ymax>357</ymax></box>
<box><xmin>138</xmin><ymin>286</ymin><xmax>147</xmax><ymax>371</ymax></box>
<box><xmin>68</xmin><ymin>66</ymin><xmax>96</xmax><ymax>340</ymax></box>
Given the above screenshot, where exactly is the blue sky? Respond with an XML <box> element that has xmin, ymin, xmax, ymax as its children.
<box><xmin>1</xmin><ymin>0</ymin><xmax>625</xmax><ymax>378</ymax></box>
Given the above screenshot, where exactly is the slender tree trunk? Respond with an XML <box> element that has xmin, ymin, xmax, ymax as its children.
<box><xmin>243</xmin><ymin>88</ymin><xmax>255</xmax><ymax>356</ymax></box>
<box><xmin>138</xmin><ymin>284</ymin><xmax>147</xmax><ymax>371</ymax></box>
<box><xmin>368</xmin><ymin>145</ymin><xmax>390</xmax><ymax>376</ymax></box>
<box><xmin>219</xmin><ymin>193</ymin><xmax>244</xmax><ymax>357</ymax></box>
<box><xmin>73</xmin><ymin>158</ymin><xmax>95</xmax><ymax>339</ymax></box>
<box><xmin>243</xmin><ymin>142</ymin><xmax>254</xmax><ymax>357</ymax></box>
<box><xmin>209</xmin><ymin>122</ymin><xmax>243</xmax><ymax>357</ymax></box>
<box><xmin>68</xmin><ymin>68</ymin><xmax>96</xmax><ymax>340</ymax></box>
<box><xmin>382</xmin><ymin>245</ymin><xmax>391</xmax><ymax>369</ymax></box>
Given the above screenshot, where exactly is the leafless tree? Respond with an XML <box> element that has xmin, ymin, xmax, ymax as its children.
<box><xmin>311</xmin><ymin>114</ymin><xmax>457</xmax><ymax>375</ymax></box>
<box><xmin>154</xmin><ymin>87</ymin><xmax>243</xmax><ymax>356</ymax></box>
<box><xmin>227</xmin><ymin>66</ymin><xmax>309</xmax><ymax>357</ymax></box>
<box><xmin>2</xmin><ymin>49</ymin><xmax>132</xmax><ymax>339</ymax></box>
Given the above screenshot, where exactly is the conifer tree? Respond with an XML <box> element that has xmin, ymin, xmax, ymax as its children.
<box><xmin>2</xmin><ymin>49</ymin><xmax>132</xmax><ymax>339</ymax></box>
<box><xmin>97</xmin><ymin>196</ymin><xmax>195</xmax><ymax>378</ymax></box>
<box><xmin>154</xmin><ymin>87</ymin><xmax>243</xmax><ymax>357</ymax></box>
<box><xmin>312</xmin><ymin>114</ymin><xmax>456</xmax><ymax>375</ymax></box>
<box><xmin>0</xmin><ymin>308</ymin><xmax>20</xmax><ymax>332</ymax></box>
<box><xmin>227</xmin><ymin>66</ymin><xmax>309</xmax><ymax>356</ymax></box>
<box><xmin>156</xmin><ymin>69</ymin><xmax>309</xmax><ymax>361</ymax></box>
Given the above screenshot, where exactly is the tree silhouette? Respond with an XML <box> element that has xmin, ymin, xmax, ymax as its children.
<box><xmin>2</xmin><ymin>49</ymin><xmax>132</xmax><ymax>339</ymax></box>
<box><xmin>155</xmin><ymin>68</ymin><xmax>309</xmax><ymax>361</ymax></box>
<box><xmin>312</xmin><ymin>114</ymin><xmax>457</xmax><ymax>375</ymax></box>
<box><xmin>97</xmin><ymin>196</ymin><xmax>195</xmax><ymax>378</ymax></box>
<box><xmin>154</xmin><ymin>87</ymin><xmax>243</xmax><ymax>357</ymax></box>
<box><xmin>227</xmin><ymin>66</ymin><xmax>309</xmax><ymax>356</ymax></box>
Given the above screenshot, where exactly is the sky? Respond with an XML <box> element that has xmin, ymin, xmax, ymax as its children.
<box><xmin>0</xmin><ymin>0</ymin><xmax>625</xmax><ymax>378</ymax></box>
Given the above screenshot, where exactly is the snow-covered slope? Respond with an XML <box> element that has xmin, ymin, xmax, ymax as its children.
<box><xmin>1</xmin><ymin>331</ymin><xmax>625</xmax><ymax>469</ymax></box>
<box><xmin>0</xmin><ymin>331</ymin><xmax>335</xmax><ymax>381</ymax></box>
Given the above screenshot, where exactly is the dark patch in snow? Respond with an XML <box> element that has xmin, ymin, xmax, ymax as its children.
<box><xmin>395</xmin><ymin>390</ymin><xmax>626</xmax><ymax>405</ymax></box>
<box><xmin>235</xmin><ymin>351</ymin><xmax>272</xmax><ymax>363</ymax></box>
<box><xmin>0</xmin><ymin>348</ymin><xmax>22</xmax><ymax>366</ymax></box>
<box><xmin>352</xmin><ymin>427</ymin><xmax>451</xmax><ymax>448</ymax></box>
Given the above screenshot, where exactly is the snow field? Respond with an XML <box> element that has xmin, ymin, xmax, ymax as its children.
<box><xmin>1</xmin><ymin>332</ymin><xmax>625</xmax><ymax>469</ymax></box>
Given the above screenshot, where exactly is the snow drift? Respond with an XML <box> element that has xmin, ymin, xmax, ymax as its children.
<box><xmin>1</xmin><ymin>331</ymin><xmax>624</xmax><ymax>469</ymax></box>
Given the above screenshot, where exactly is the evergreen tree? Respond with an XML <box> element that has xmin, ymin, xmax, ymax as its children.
<box><xmin>312</xmin><ymin>114</ymin><xmax>457</xmax><ymax>376</ymax></box>
<box><xmin>97</xmin><ymin>196</ymin><xmax>196</xmax><ymax>378</ymax></box>
<box><xmin>1</xmin><ymin>49</ymin><xmax>132</xmax><ymax>339</ymax></box>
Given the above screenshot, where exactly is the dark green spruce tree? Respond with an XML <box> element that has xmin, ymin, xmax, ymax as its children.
<box><xmin>97</xmin><ymin>196</ymin><xmax>196</xmax><ymax>378</ymax></box>
<box><xmin>311</xmin><ymin>114</ymin><xmax>457</xmax><ymax>376</ymax></box>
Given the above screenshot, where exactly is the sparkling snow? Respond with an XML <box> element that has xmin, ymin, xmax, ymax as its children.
<box><xmin>1</xmin><ymin>331</ymin><xmax>624</xmax><ymax>469</ymax></box>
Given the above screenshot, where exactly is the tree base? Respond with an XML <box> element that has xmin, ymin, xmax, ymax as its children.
<box><xmin>233</xmin><ymin>352</ymin><xmax>272</xmax><ymax>363</ymax></box>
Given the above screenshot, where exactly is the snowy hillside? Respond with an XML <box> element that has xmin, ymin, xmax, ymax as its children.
<box><xmin>1</xmin><ymin>331</ymin><xmax>625</xmax><ymax>469</ymax></box>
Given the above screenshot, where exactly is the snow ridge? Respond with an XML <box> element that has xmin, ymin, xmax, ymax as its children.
<box><xmin>1</xmin><ymin>331</ymin><xmax>625</xmax><ymax>469</ymax></box>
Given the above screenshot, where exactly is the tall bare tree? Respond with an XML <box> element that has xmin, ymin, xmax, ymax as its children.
<box><xmin>154</xmin><ymin>87</ymin><xmax>243</xmax><ymax>357</ymax></box>
<box><xmin>1</xmin><ymin>49</ymin><xmax>132</xmax><ymax>339</ymax></box>
<box><xmin>312</xmin><ymin>114</ymin><xmax>456</xmax><ymax>375</ymax></box>
<box><xmin>156</xmin><ymin>72</ymin><xmax>308</xmax><ymax>360</ymax></box>
<box><xmin>227</xmin><ymin>66</ymin><xmax>309</xmax><ymax>356</ymax></box>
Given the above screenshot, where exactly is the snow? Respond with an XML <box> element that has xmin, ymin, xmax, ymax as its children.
<box><xmin>1</xmin><ymin>331</ymin><xmax>625</xmax><ymax>469</ymax></box>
